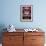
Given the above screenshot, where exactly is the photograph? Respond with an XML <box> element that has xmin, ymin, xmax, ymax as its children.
<box><xmin>20</xmin><ymin>5</ymin><xmax>32</xmax><ymax>22</ymax></box>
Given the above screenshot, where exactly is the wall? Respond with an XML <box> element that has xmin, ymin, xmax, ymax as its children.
<box><xmin>0</xmin><ymin>0</ymin><xmax>46</xmax><ymax>31</ymax></box>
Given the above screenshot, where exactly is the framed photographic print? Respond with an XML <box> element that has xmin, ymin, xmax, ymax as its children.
<box><xmin>20</xmin><ymin>5</ymin><xmax>32</xmax><ymax>22</ymax></box>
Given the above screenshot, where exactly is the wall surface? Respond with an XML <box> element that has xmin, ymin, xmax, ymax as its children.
<box><xmin>0</xmin><ymin>0</ymin><xmax>46</xmax><ymax>31</ymax></box>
